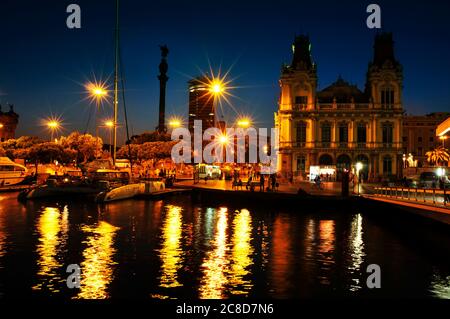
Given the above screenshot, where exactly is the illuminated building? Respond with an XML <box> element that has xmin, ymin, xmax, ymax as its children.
<box><xmin>0</xmin><ymin>104</ymin><xmax>19</xmax><ymax>142</ymax></box>
<box><xmin>275</xmin><ymin>33</ymin><xmax>404</xmax><ymax>180</ymax></box>
<box><xmin>188</xmin><ymin>76</ymin><xmax>215</xmax><ymax>134</ymax></box>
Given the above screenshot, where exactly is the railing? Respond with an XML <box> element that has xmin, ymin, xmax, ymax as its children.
<box><xmin>280</xmin><ymin>141</ymin><xmax>403</xmax><ymax>149</ymax></box>
<box><xmin>374</xmin><ymin>186</ymin><xmax>449</xmax><ymax>207</ymax></box>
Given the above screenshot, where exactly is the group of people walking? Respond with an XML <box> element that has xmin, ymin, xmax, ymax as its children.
<box><xmin>232</xmin><ymin>171</ymin><xmax>278</xmax><ymax>192</ymax></box>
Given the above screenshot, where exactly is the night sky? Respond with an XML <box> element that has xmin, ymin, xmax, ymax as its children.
<box><xmin>1</xmin><ymin>0</ymin><xmax>450</xmax><ymax>143</ymax></box>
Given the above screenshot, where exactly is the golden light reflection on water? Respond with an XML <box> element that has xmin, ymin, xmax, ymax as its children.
<box><xmin>228</xmin><ymin>209</ymin><xmax>253</xmax><ymax>295</ymax></box>
<box><xmin>348</xmin><ymin>214</ymin><xmax>366</xmax><ymax>291</ymax></box>
<box><xmin>199</xmin><ymin>207</ymin><xmax>229</xmax><ymax>299</ymax></box>
<box><xmin>76</xmin><ymin>221</ymin><xmax>119</xmax><ymax>299</ymax></box>
<box><xmin>32</xmin><ymin>206</ymin><xmax>68</xmax><ymax>292</ymax></box>
<box><xmin>270</xmin><ymin>215</ymin><xmax>292</xmax><ymax>296</ymax></box>
<box><xmin>158</xmin><ymin>205</ymin><xmax>183</xmax><ymax>289</ymax></box>
<box><xmin>317</xmin><ymin>220</ymin><xmax>335</xmax><ymax>285</ymax></box>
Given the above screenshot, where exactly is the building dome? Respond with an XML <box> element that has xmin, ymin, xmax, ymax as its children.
<box><xmin>317</xmin><ymin>77</ymin><xmax>368</xmax><ymax>103</ymax></box>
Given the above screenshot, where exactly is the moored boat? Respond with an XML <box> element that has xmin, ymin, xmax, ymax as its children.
<box><xmin>96</xmin><ymin>180</ymin><xmax>165</xmax><ymax>203</ymax></box>
<box><xmin>0</xmin><ymin>157</ymin><xmax>27</xmax><ymax>186</ymax></box>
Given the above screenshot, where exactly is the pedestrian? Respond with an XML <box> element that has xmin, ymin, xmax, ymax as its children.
<box><xmin>260</xmin><ymin>174</ymin><xmax>265</xmax><ymax>192</ymax></box>
<box><xmin>246</xmin><ymin>175</ymin><xmax>253</xmax><ymax>190</ymax></box>
<box><xmin>271</xmin><ymin>174</ymin><xmax>277</xmax><ymax>192</ymax></box>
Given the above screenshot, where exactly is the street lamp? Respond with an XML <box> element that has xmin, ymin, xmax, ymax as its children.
<box><xmin>209</xmin><ymin>80</ymin><xmax>224</xmax><ymax>95</ymax></box>
<box><xmin>237</xmin><ymin>117</ymin><xmax>251</xmax><ymax>128</ymax></box>
<box><xmin>356</xmin><ymin>162</ymin><xmax>363</xmax><ymax>196</ymax></box>
<box><xmin>86</xmin><ymin>81</ymin><xmax>108</xmax><ymax>137</ymax></box>
<box><xmin>168</xmin><ymin>117</ymin><xmax>182</xmax><ymax>129</ymax></box>
<box><xmin>104</xmin><ymin>119</ymin><xmax>114</xmax><ymax>155</ymax></box>
<box><xmin>219</xmin><ymin>134</ymin><xmax>229</xmax><ymax>145</ymax></box>
<box><xmin>46</xmin><ymin>120</ymin><xmax>61</xmax><ymax>141</ymax></box>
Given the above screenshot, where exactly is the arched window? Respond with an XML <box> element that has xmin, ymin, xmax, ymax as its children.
<box><xmin>321</xmin><ymin>122</ymin><xmax>331</xmax><ymax>145</ymax></box>
<box><xmin>381</xmin><ymin>86</ymin><xmax>395</xmax><ymax>109</ymax></box>
<box><xmin>319</xmin><ymin>154</ymin><xmax>333</xmax><ymax>166</ymax></box>
<box><xmin>297</xmin><ymin>155</ymin><xmax>306</xmax><ymax>172</ymax></box>
<box><xmin>383</xmin><ymin>156</ymin><xmax>392</xmax><ymax>175</ymax></box>
<box><xmin>382</xmin><ymin>122</ymin><xmax>393</xmax><ymax>145</ymax></box>
<box><xmin>338</xmin><ymin>122</ymin><xmax>348</xmax><ymax>144</ymax></box>
<box><xmin>357</xmin><ymin>122</ymin><xmax>367</xmax><ymax>145</ymax></box>
<box><xmin>296</xmin><ymin>121</ymin><xmax>307</xmax><ymax>145</ymax></box>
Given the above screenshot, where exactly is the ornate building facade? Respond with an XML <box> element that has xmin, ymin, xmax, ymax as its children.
<box><xmin>0</xmin><ymin>104</ymin><xmax>19</xmax><ymax>142</ymax></box>
<box><xmin>275</xmin><ymin>33</ymin><xmax>403</xmax><ymax>180</ymax></box>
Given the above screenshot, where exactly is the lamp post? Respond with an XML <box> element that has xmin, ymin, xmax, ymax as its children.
<box><xmin>104</xmin><ymin>120</ymin><xmax>114</xmax><ymax>155</ymax></box>
<box><xmin>237</xmin><ymin>117</ymin><xmax>251</xmax><ymax>128</ymax></box>
<box><xmin>208</xmin><ymin>78</ymin><xmax>226</xmax><ymax>127</ymax></box>
<box><xmin>168</xmin><ymin>117</ymin><xmax>182</xmax><ymax>130</ymax></box>
<box><xmin>86</xmin><ymin>82</ymin><xmax>108</xmax><ymax>137</ymax></box>
<box><xmin>46</xmin><ymin>120</ymin><xmax>61</xmax><ymax>141</ymax></box>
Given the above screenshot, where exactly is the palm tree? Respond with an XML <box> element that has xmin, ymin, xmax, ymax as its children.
<box><xmin>426</xmin><ymin>146</ymin><xmax>450</xmax><ymax>166</ymax></box>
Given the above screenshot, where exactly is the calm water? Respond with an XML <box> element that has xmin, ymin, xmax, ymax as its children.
<box><xmin>0</xmin><ymin>192</ymin><xmax>449</xmax><ymax>299</ymax></box>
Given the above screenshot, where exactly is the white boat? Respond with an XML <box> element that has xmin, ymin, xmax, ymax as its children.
<box><xmin>0</xmin><ymin>157</ymin><xmax>28</xmax><ymax>186</ymax></box>
<box><xmin>97</xmin><ymin>180</ymin><xmax>165</xmax><ymax>202</ymax></box>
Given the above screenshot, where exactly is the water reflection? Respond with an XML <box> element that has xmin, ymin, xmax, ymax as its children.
<box><xmin>158</xmin><ymin>205</ymin><xmax>183</xmax><ymax>289</ymax></box>
<box><xmin>317</xmin><ymin>220</ymin><xmax>335</xmax><ymax>285</ymax></box>
<box><xmin>199</xmin><ymin>207</ymin><xmax>229</xmax><ymax>299</ymax></box>
<box><xmin>228</xmin><ymin>209</ymin><xmax>253</xmax><ymax>295</ymax></box>
<box><xmin>33</xmin><ymin>206</ymin><xmax>68</xmax><ymax>293</ymax></box>
<box><xmin>348</xmin><ymin>214</ymin><xmax>366</xmax><ymax>291</ymax></box>
<box><xmin>76</xmin><ymin>221</ymin><xmax>119</xmax><ymax>299</ymax></box>
<box><xmin>270</xmin><ymin>215</ymin><xmax>292</xmax><ymax>297</ymax></box>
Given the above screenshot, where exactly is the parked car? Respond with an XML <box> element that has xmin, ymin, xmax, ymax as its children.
<box><xmin>405</xmin><ymin>175</ymin><xmax>420</xmax><ymax>188</ymax></box>
<box><xmin>418</xmin><ymin>172</ymin><xmax>439</xmax><ymax>189</ymax></box>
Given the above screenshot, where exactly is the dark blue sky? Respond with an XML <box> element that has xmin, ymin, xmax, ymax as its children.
<box><xmin>1</xmin><ymin>0</ymin><xmax>450</xmax><ymax>142</ymax></box>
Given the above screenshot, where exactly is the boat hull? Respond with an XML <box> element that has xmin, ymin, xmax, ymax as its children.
<box><xmin>0</xmin><ymin>174</ymin><xmax>26</xmax><ymax>186</ymax></box>
<box><xmin>23</xmin><ymin>185</ymin><xmax>102</xmax><ymax>200</ymax></box>
<box><xmin>99</xmin><ymin>181</ymin><xmax>165</xmax><ymax>203</ymax></box>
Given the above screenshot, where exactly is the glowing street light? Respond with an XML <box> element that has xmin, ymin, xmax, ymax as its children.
<box><xmin>102</xmin><ymin>119</ymin><xmax>114</xmax><ymax>155</ymax></box>
<box><xmin>219</xmin><ymin>135</ymin><xmax>229</xmax><ymax>145</ymax></box>
<box><xmin>209</xmin><ymin>80</ymin><xmax>225</xmax><ymax>95</ymax></box>
<box><xmin>46</xmin><ymin>119</ymin><xmax>61</xmax><ymax>141</ymax></box>
<box><xmin>168</xmin><ymin>117</ymin><xmax>182</xmax><ymax>129</ymax></box>
<box><xmin>0</xmin><ymin>123</ymin><xmax>4</xmax><ymax>129</ymax></box>
<box><xmin>85</xmin><ymin>81</ymin><xmax>109</xmax><ymax>137</ymax></box>
<box><xmin>86</xmin><ymin>82</ymin><xmax>108</xmax><ymax>103</ymax></box>
<box><xmin>237</xmin><ymin>117</ymin><xmax>251</xmax><ymax>128</ymax></box>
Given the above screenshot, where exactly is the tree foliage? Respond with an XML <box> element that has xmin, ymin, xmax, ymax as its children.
<box><xmin>426</xmin><ymin>147</ymin><xmax>449</xmax><ymax>166</ymax></box>
<box><xmin>117</xmin><ymin>141</ymin><xmax>176</xmax><ymax>162</ymax></box>
<box><xmin>0</xmin><ymin>133</ymin><xmax>102</xmax><ymax>164</ymax></box>
<box><xmin>60</xmin><ymin>132</ymin><xmax>103</xmax><ymax>163</ymax></box>
<box><xmin>130</xmin><ymin>131</ymin><xmax>171</xmax><ymax>144</ymax></box>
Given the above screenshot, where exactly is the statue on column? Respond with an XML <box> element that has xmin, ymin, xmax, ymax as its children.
<box><xmin>157</xmin><ymin>45</ymin><xmax>169</xmax><ymax>133</ymax></box>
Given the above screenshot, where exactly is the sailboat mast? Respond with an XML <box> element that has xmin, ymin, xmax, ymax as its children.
<box><xmin>113</xmin><ymin>0</ymin><xmax>119</xmax><ymax>166</ymax></box>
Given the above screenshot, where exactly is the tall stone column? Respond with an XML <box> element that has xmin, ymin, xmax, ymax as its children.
<box><xmin>157</xmin><ymin>45</ymin><xmax>169</xmax><ymax>133</ymax></box>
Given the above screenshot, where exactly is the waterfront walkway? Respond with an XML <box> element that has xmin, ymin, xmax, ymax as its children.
<box><xmin>175</xmin><ymin>179</ymin><xmax>342</xmax><ymax>197</ymax></box>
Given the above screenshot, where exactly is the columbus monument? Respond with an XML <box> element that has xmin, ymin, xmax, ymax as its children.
<box><xmin>157</xmin><ymin>45</ymin><xmax>169</xmax><ymax>133</ymax></box>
